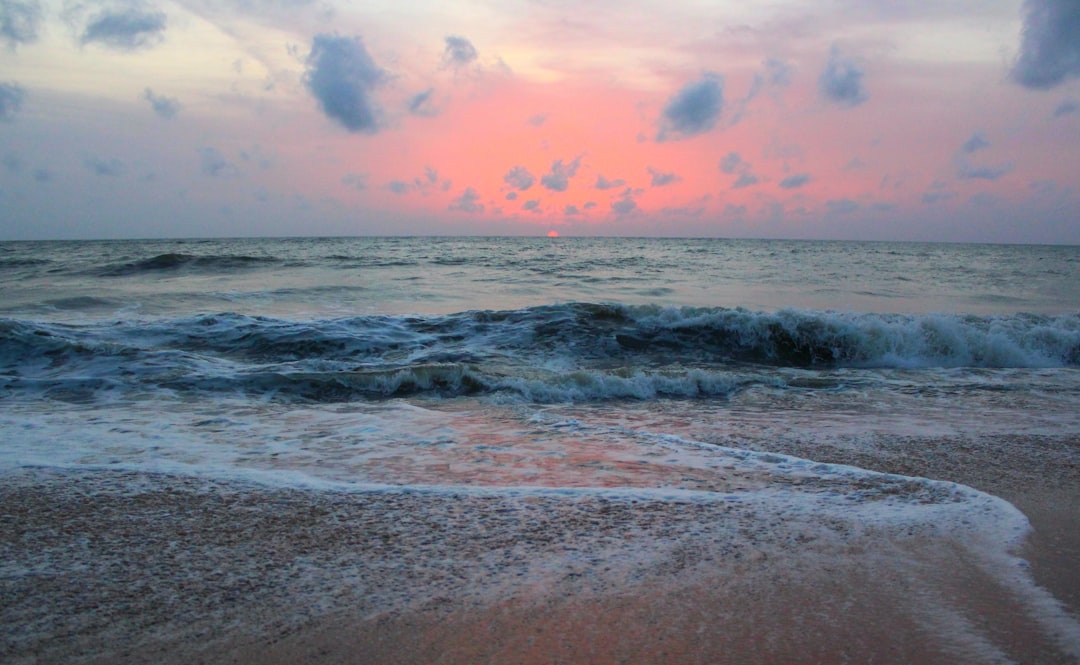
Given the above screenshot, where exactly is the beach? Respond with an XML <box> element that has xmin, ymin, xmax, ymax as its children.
<box><xmin>3</xmin><ymin>427</ymin><xmax>1078</xmax><ymax>665</ymax></box>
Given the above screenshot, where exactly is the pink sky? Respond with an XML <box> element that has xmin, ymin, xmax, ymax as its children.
<box><xmin>1</xmin><ymin>0</ymin><xmax>1078</xmax><ymax>241</ymax></box>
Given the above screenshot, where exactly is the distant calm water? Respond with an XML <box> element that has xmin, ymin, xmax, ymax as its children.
<box><xmin>3</xmin><ymin>236</ymin><xmax>1080</xmax><ymax>652</ymax></box>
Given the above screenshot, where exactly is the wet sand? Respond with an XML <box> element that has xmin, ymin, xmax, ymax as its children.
<box><xmin>2</xmin><ymin>433</ymin><xmax>1078</xmax><ymax>665</ymax></box>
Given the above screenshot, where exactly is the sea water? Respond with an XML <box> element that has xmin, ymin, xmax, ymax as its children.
<box><xmin>2</xmin><ymin>236</ymin><xmax>1080</xmax><ymax>659</ymax></box>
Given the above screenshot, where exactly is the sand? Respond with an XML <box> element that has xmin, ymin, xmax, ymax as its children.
<box><xmin>2</xmin><ymin>432</ymin><xmax>1078</xmax><ymax>665</ymax></box>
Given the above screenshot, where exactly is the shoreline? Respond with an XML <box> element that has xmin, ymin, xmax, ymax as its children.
<box><xmin>3</xmin><ymin>443</ymin><xmax>1079</xmax><ymax>665</ymax></box>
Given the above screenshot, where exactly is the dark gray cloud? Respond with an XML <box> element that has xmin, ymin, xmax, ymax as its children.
<box><xmin>564</xmin><ymin>204</ymin><xmax>580</xmax><ymax>215</ymax></box>
<box><xmin>778</xmin><ymin>174</ymin><xmax>810</xmax><ymax>189</ymax></box>
<box><xmin>448</xmin><ymin>187</ymin><xmax>483</xmax><ymax>213</ymax></box>
<box><xmin>84</xmin><ymin>156</ymin><xmax>126</xmax><ymax>177</ymax></box>
<box><xmin>1</xmin><ymin>0</ymin><xmax>43</xmax><ymax>48</ymax></box>
<box><xmin>407</xmin><ymin>88</ymin><xmax>437</xmax><ymax>116</ymax></box>
<box><xmin>595</xmin><ymin>174</ymin><xmax>625</xmax><ymax>190</ymax></box>
<box><xmin>80</xmin><ymin>7</ymin><xmax>167</xmax><ymax>50</ymax></box>
<box><xmin>503</xmin><ymin>165</ymin><xmax>535</xmax><ymax>191</ymax></box>
<box><xmin>540</xmin><ymin>156</ymin><xmax>582</xmax><ymax>192</ymax></box>
<box><xmin>648</xmin><ymin>167</ymin><xmax>680</xmax><ymax>187</ymax></box>
<box><xmin>200</xmin><ymin>146</ymin><xmax>238</xmax><ymax>178</ymax></box>
<box><xmin>443</xmin><ymin>35</ymin><xmax>477</xmax><ymax>69</ymax></box>
<box><xmin>1012</xmin><ymin>0</ymin><xmax>1080</xmax><ymax>89</ymax></box>
<box><xmin>734</xmin><ymin>172</ymin><xmax>760</xmax><ymax>188</ymax></box>
<box><xmin>819</xmin><ymin>46</ymin><xmax>868</xmax><ymax>108</ymax></box>
<box><xmin>522</xmin><ymin>199</ymin><xmax>541</xmax><ymax>212</ymax></box>
<box><xmin>386</xmin><ymin>180</ymin><xmax>411</xmax><ymax>194</ymax></box>
<box><xmin>0</xmin><ymin>81</ymin><xmax>25</xmax><ymax>121</ymax></box>
<box><xmin>143</xmin><ymin>88</ymin><xmax>179</xmax><ymax>119</ymax></box>
<box><xmin>505</xmin><ymin>191</ymin><xmax>518</xmax><ymax>201</ymax></box>
<box><xmin>658</xmin><ymin>73</ymin><xmax>723</xmax><ymax>141</ymax></box>
<box><xmin>304</xmin><ymin>33</ymin><xmax>387</xmax><ymax>133</ymax></box>
<box><xmin>1054</xmin><ymin>97</ymin><xmax>1078</xmax><ymax>117</ymax></box>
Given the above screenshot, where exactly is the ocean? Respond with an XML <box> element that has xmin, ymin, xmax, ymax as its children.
<box><xmin>2</xmin><ymin>236</ymin><xmax>1080</xmax><ymax>663</ymax></box>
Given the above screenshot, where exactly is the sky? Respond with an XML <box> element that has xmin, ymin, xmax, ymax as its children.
<box><xmin>0</xmin><ymin>0</ymin><xmax>1079</xmax><ymax>242</ymax></box>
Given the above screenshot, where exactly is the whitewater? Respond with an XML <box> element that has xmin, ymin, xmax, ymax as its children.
<box><xmin>2</xmin><ymin>236</ymin><xmax>1079</xmax><ymax>664</ymax></box>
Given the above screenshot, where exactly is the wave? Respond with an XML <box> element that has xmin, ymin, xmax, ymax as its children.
<box><xmin>93</xmin><ymin>253</ymin><xmax>283</xmax><ymax>277</ymax></box>
<box><xmin>2</xmin><ymin>304</ymin><xmax>1078</xmax><ymax>404</ymax></box>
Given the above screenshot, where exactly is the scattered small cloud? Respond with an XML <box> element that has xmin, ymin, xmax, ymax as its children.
<box><xmin>657</xmin><ymin>73</ymin><xmax>723</xmax><ymax>141</ymax></box>
<box><xmin>408</xmin><ymin>88</ymin><xmax>437</xmax><ymax>116</ymax></box>
<box><xmin>449</xmin><ymin>186</ymin><xmax>484</xmax><ymax>213</ymax></box>
<box><xmin>960</xmin><ymin>132</ymin><xmax>991</xmax><ymax>153</ymax></box>
<box><xmin>341</xmin><ymin>172</ymin><xmax>367</xmax><ymax>191</ymax></box>
<box><xmin>143</xmin><ymin>88</ymin><xmax>179</xmax><ymax>119</ymax></box>
<box><xmin>764</xmin><ymin>58</ymin><xmax>793</xmax><ymax>87</ymax></box>
<box><xmin>1054</xmin><ymin>97</ymin><xmax>1078</xmax><ymax>117</ymax></box>
<box><xmin>527</xmin><ymin>113</ymin><xmax>548</xmax><ymax>127</ymax></box>
<box><xmin>503</xmin><ymin>165</ymin><xmax>535</xmax><ymax>191</ymax></box>
<box><xmin>922</xmin><ymin>190</ymin><xmax>956</xmax><ymax>204</ymax></box>
<box><xmin>505</xmin><ymin>191</ymin><xmax>518</xmax><ymax>200</ymax></box>
<box><xmin>611</xmin><ymin>187</ymin><xmax>638</xmax><ymax>215</ymax></box>
<box><xmin>200</xmin><ymin>146</ymin><xmax>238</xmax><ymax>178</ymax></box>
<box><xmin>1</xmin><ymin>0</ymin><xmax>43</xmax><ymax>49</ymax></box>
<box><xmin>78</xmin><ymin>6</ymin><xmax>167</xmax><ymax>51</ymax></box>
<box><xmin>954</xmin><ymin>133</ymin><xmax>1013</xmax><ymax>180</ymax></box>
<box><xmin>522</xmin><ymin>199</ymin><xmax>541</xmax><ymax>212</ymax></box>
<box><xmin>819</xmin><ymin>45</ymin><xmax>868</xmax><ymax>108</ymax></box>
<box><xmin>595</xmin><ymin>175</ymin><xmax>625</xmax><ymax>190</ymax></box>
<box><xmin>564</xmin><ymin>204</ymin><xmax>580</xmax><ymax>215</ymax></box>
<box><xmin>386</xmin><ymin>179</ymin><xmax>411</xmax><ymax>195</ymax></box>
<box><xmin>1012</xmin><ymin>0</ymin><xmax>1080</xmax><ymax>89</ymax></box>
<box><xmin>719</xmin><ymin>151</ymin><xmax>760</xmax><ymax>189</ymax></box>
<box><xmin>84</xmin><ymin>156</ymin><xmax>126</xmax><ymax>177</ymax></box>
<box><xmin>304</xmin><ymin>33</ymin><xmax>387</xmax><ymax>133</ymax></box>
<box><xmin>0</xmin><ymin>81</ymin><xmax>25</xmax><ymax>121</ymax></box>
<box><xmin>647</xmin><ymin>167</ymin><xmax>680</xmax><ymax>187</ymax></box>
<box><xmin>778</xmin><ymin>173</ymin><xmax>811</xmax><ymax>189</ymax></box>
<box><xmin>442</xmin><ymin>35</ymin><xmax>478</xmax><ymax>69</ymax></box>
<box><xmin>825</xmin><ymin>198</ymin><xmax>860</xmax><ymax>215</ymax></box>
<box><xmin>540</xmin><ymin>155</ymin><xmax>582</xmax><ymax>192</ymax></box>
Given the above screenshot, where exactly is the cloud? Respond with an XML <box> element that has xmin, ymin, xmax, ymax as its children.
<box><xmin>954</xmin><ymin>133</ymin><xmax>1013</xmax><ymax>180</ymax></box>
<box><xmin>84</xmin><ymin>156</ymin><xmax>126</xmax><ymax>177</ymax></box>
<box><xmin>200</xmin><ymin>146</ymin><xmax>238</xmax><ymax>178</ymax></box>
<box><xmin>960</xmin><ymin>132</ymin><xmax>990</xmax><ymax>153</ymax></box>
<box><xmin>778</xmin><ymin>174</ymin><xmax>810</xmax><ymax>189</ymax></box>
<box><xmin>922</xmin><ymin>190</ymin><xmax>956</xmax><ymax>204</ymax></box>
<box><xmin>611</xmin><ymin>187</ymin><xmax>638</xmax><ymax>215</ymax></box>
<box><xmin>720</xmin><ymin>152</ymin><xmax>760</xmax><ymax>188</ymax></box>
<box><xmin>1012</xmin><ymin>0</ymin><xmax>1080</xmax><ymax>89</ymax></box>
<box><xmin>1</xmin><ymin>0</ymin><xmax>43</xmax><ymax>48</ymax></box>
<box><xmin>522</xmin><ymin>199</ymin><xmax>541</xmax><ymax>212</ymax></box>
<box><xmin>657</xmin><ymin>73</ymin><xmax>723</xmax><ymax>141</ymax></box>
<box><xmin>79</xmin><ymin>7</ymin><xmax>167</xmax><ymax>51</ymax></box>
<box><xmin>341</xmin><ymin>172</ymin><xmax>367</xmax><ymax>191</ymax></box>
<box><xmin>527</xmin><ymin>113</ymin><xmax>548</xmax><ymax>127</ymax></box>
<box><xmin>764</xmin><ymin>58</ymin><xmax>793</xmax><ymax>87</ymax></box>
<box><xmin>595</xmin><ymin>175</ymin><xmax>625</xmax><ymax>190</ymax></box>
<box><xmin>408</xmin><ymin>88</ymin><xmax>437</xmax><ymax>116</ymax></box>
<box><xmin>503</xmin><ymin>165</ymin><xmax>535</xmax><ymax>191</ymax></box>
<box><xmin>564</xmin><ymin>204</ymin><xmax>580</xmax><ymax>216</ymax></box>
<box><xmin>1054</xmin><ymin>98</ymin><xmax>1078</xmax><ymax>117</ymax></box>
<box><xmin>825</xmin><ymin>198</ymin><xmax>860</xmax><ymax>215</ymax></box>
<box><xmin>0</xmin><ymin>81</ymin><xmax>24</xmax><ymax>121</ymax></box>
<box><xmin>304</xmin><ymin>33</ymin><xmax>387</xmax><ymax>133</ymax></box>
<box><xmin>648</xmin><ymin>167</ymin><xmax>680</xmax><ymax>187</ymax></box>
<box><xmin>143</xmin><ymin>88</ymin><xmax>179</xmax><ymax>119</ymax></box>
<box><xmin>540</xmin><ymin>155</ymin><xmax>582</xmax><ymax>192</ymax></box>
<box><xmin>443</xmin><ymin>35</ymin><xmax>478</xmax><ymax>69</ymax></box>
<box><xmin>505</xmin><ymin>191</ymin><xmax>517</xmax><ymax>201</ymax></box>
<box><xmin>386</xmin><ymin>180</ymin><xmax>411</xmax><ymax>194</ymax></box>
<box><xmin>449</xmin><ymin>187</ymin><xmax>484</xmax><ymax>213</ymax></box>
<box><xmin>819</xmin><ymin>46</ymin><xmax>868</xmax><ymax>108</ymax></box>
